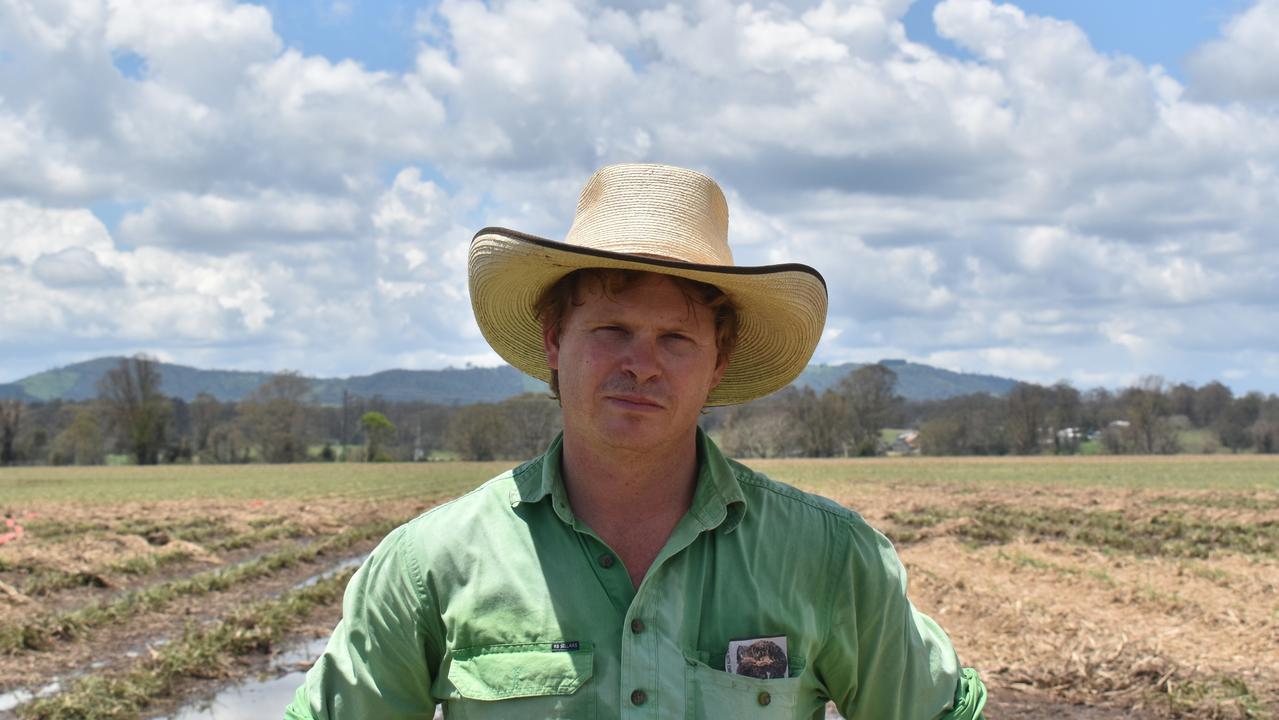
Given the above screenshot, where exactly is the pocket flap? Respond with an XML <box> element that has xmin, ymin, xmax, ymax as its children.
<box><xmin>448</xmin><ymin>642</ymin><xmax>595</xmax><ymax>701</ymax></box>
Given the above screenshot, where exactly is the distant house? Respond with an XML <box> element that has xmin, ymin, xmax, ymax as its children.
<box><xmin>890</xmin><ymin>430</ymin><xmax>920</xmax><ymax>455</ymax></box>
<box><xmin>1056</xmin><ymin>427</ymin><xmax>1084</xmax><ymax>442</ymax></box>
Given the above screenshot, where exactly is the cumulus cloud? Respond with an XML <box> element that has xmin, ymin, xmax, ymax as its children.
<box><xmin>0</xmin><ymin>0</ymin><xmax>446</xmax><ymax>203</ymax></box>
<box><xmin>31</xmin><ymin>247</ymin><xmax>123</xmax><ymax>287</ymax></box>
<box><xmin>1186</xmin><ymin>0</ymin><xmax>1279</xmax><ymax>103</ymax></box>
<box><xmin>0</xmin><ymin>200</ymin><xmax>114</xmax><ymax>263</ymax></box>
<box><xmin>1</xmin><ymin>0</ymin><xmax>1278</xmax><ymax>393</ymax></box>
<box><xmin>118</xmin><ymin>191</ymin><xmax>364</xmax><ymax>248</ymax></box>
<box><xmin>105</xmin><ymin>0</ymin><xmax>281</xmax><ymax>102</ymax></box>
<box><xmin>928</xmin><ymin>347</ymin><xmax>1062</xmax><ymax>377</ymax></box>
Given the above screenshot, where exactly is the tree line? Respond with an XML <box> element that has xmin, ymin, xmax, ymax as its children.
<box><xmin>708</xmin><ymin>367</ymin><xmax>1279</xmax><ymax>457</ymax></box>
<box><xmin>1</xmin><ymin>356</ymin><xmax>1277</xmax><ymax>467</ymax></box>
<box><xmin>0</xmin><ymin>356</ymin><xmax>561</xmax><ymax>466</ymax></box>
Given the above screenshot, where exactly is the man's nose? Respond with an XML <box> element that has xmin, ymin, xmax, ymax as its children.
<box><xmin>622</xmin><ymin>336</ymin><xmax>661</xmax><ymax>382</ymax></box>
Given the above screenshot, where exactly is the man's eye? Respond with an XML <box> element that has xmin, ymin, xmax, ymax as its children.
<box><xmin>665</xmin><ymin>333</ymin><xmax>693</xmax><ymax>343</ymax></box>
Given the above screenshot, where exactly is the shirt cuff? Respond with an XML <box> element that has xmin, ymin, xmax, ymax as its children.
<box><xmin>943</xmin><ymin>667</ymin><xmax>988</xmax><ymax>720</ymax></box>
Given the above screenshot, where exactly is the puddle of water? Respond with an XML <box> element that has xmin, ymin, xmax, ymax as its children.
<box><xmin>4</xmin><ymin>554</ymin><xmax>372</xmax><ymax>720</ymax></box>
<box><xmin>272</xmin><ymin>637</ymin><xmax>329</xmax><ymax>668</ymax></box>
<box><xmin>158</xmin><ymin>675</ymin><xmax>446</xmax><ymax>720</ymax></box>
<box><xmin>291</xmin><ymin>553</ymin><xmax>367</xmax><ymax>590</ymax></box>
<box><xmin>0</xmin><ymin>681</ymin><xmax>61</xmax><ymax>713</ymax></box>
<box><xmin>153</xmin><ymin>633</ymin><xmax>444</xmax><ymax>720</ymax></box>
<box><xmin>153</xmin><ymin>638</ymin><xmax>326</xmax><ymax>720</ymax></box>
<box><xmin>157</xmin><ymin>671</ymin><xmax>304</xmax><ymax>720</ymax></box>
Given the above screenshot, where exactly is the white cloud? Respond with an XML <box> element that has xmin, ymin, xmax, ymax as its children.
<box><xmin>1187</xmin><ymin>0</ymin><xmax>1279</xmax><ymax>103</ymax></box>
<box><xmin>105</xmin><ymin>0</ymin><xmax>280</xmax><ymax>101</ymax></box>
<box><xmin>31</xmin><ymin>247</ymin><xmax>122</xmax><ymax>287</ymax></box>
<box><xmin>1</xmin><ymin>0</ymin><xmax>1278</xmax><ymax>393</ymax></box>
<box><xmin>928</xmin><ymin>347</ymin><xmax>1061</xmax><ymax>377</ymax></box>
<box><xmin>118</xmin><ymin>191</ymin><xmax>364</xmax><ymax>248</ymax></box>
<box><xmin>0</xmin><ymin>200</ymin><xmax>114</xmax><ymax>263</ymax></box>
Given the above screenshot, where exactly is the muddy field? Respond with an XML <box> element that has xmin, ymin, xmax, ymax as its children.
<box><xmin>1</xmin><ymin>456</ymin><xmax>1276</xmax><ymax>719</ymax></box>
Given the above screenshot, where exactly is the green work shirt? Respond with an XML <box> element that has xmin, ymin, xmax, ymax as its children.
<box><xmin>287</xmin><ymin>430</ymin><xmax>986</xmax><ymax>719</ymax></box>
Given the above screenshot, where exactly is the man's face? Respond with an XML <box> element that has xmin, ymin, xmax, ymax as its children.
<box><xmin>543</xmin><ymin>272</ymin><xmax>728</xmax><ymax>455</ymax></box>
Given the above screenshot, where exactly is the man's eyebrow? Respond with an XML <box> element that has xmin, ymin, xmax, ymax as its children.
<box><xmin>584</xmin><ymin>316</ymin><xmax>705</xmax><ymax>334</ymax></box>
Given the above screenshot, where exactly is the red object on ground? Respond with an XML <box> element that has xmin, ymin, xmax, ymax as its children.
<box><xmin>0</xmin><ymin>516</ymin><xmax>26</xmax><ymax>544</ymax></box>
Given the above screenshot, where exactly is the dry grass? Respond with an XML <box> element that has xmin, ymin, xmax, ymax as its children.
<box><xmin>2</xmin><ymin>457</ymin><xmax>1276</xmax><ymax>718</ymax></box>
<box><xmin>802</xmin><ymin>460</ymin><xmax>1279</xmax><ymax>720</ymax></box>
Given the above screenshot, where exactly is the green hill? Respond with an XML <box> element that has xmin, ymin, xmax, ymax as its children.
<box><xmin>15</xmin><ymin>357</ymin><xmax>279</xmax><ymax>403</ymax></box>
<box><xmin>7</xmin><ymin>356</ymin><xmax>1015</xmax><ymax>406</ymax></box>
<box><xmin>793</xmin><ymin>359</ymin><xmax>1016</xmax><ymax>400</ymax></box>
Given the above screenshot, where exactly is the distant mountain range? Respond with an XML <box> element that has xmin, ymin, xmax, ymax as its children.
<box><xmin>0</xmin><ymin>356</ymin><xmax>1017</xmax><ymax>405</ymax></box>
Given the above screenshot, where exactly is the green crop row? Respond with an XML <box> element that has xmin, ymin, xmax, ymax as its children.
<box><xmin>17</xmin><ymin>568</ymin><xmax>355</xmax><ymax>720</ymax></box>
<box><xmin>0</xmin><ymin>462</ymin><xmax>507</xmax><ymax>504</ymax></box>
<box><xmin>887</xmin><ymin>504</ymin><xmax>1278</xmax><ymax>558</ymax></box>
<box><xmin>9</xmin><ymin>522</ymin><xmax>311</xmax><ymax>598</ymax></box>
<box><xmin>0</xmin><ymin>518</ymin><xmax>397</xmax><ymax>655</ymax></box>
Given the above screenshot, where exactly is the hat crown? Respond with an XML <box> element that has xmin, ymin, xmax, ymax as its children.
<box><xmin>565</xmin><ymin>164</ymin><xmax>734</xmax><ymax>266</ymax></box>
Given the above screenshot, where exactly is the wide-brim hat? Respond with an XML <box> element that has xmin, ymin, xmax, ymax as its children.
<box><xmin>468</xmin><ymin>163</ymin><xmax>828</xmax><ymax>406</ymax></box>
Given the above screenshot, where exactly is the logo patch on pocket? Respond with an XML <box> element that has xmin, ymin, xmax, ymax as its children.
<box><xmin>725</xmin><ymin>636</ymin><xmax>789</xmax><ymax>679</ymax></box>
<box><xmin>551</xmin><ymin>641</ymin><xmax>581</xmax><ymax>652</ymax></box>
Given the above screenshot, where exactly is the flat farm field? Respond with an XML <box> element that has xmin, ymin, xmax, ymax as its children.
<box><xmin>1</xmin><ymin>455</ymin><xmax>1277</xmax><ymax>719</ymax></box>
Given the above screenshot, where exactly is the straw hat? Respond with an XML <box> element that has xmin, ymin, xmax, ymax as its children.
<box><xmin>468</xmin><ymin>163</ymin><xmax>828</xmax><ymax>406</ymax></box>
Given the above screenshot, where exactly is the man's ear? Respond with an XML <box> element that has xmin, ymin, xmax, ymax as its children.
<box><xmin>542</xmin><ymin>322</ymin><xmax>561</xmax><ymax>371</ymax></box>
<box><xmin>708</xmin><ymin>353</ymin><xmax>730</xmax><ymax>390</ymax></box>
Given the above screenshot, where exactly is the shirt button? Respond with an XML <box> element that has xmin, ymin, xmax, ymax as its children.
<box><xmin>630</xmin><ymin>689</ymin><xmax>647</xmax><ymax>706</ymax></box>
<box><xmin>598</xmin><ymin>553</ymin><xmax>615</xmax><ymax>569</ymax></box>
<box><xmin>630</xmin><ymin>618</ymin><xmax>645</xmax><ymax>634</ymax></box>
<box><xmin>758</xmin><ymin>691</ymin><xmax>771</xmax><ymax>706</ymax></box>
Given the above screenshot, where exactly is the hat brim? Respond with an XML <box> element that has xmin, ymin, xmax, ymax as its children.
<box><xmin>469</xmin><ymin>228</ymin><xmax>828</xmax><ymax>406</ymax></box>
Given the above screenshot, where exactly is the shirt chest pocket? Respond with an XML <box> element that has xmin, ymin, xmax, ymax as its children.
<box><xmin>443</xmin><ymin>642</ymin><xmax>596</xmax><ymax>720</ymax></box>
<box><xmin>685</xmin><ymin>656</ymin><xmax>807</xmax><ymax>719</ymax></box>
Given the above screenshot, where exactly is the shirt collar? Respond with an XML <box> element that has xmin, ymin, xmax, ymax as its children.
<box><xmin>510</xmin><ymin>432</ymin><xmax>571</xmax><ymax>521</ymax></box>
<box><xmin>690</xmin><ymin>426</ymin><xmax>748</xmax><ymax>534</ymax></box>
<box><xmin>510</xmin><ymin>428</ymin><xmax>747</xmax><ymax>533</ymax></box>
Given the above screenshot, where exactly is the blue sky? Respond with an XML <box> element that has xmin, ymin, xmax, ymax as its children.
<box><xmin>2</xmin><ymin>0</ymin><xmax>1278</xmax><ymax>395</ymax></box>
<box><xmin>259</xmin><ymin>0</ymin><xmax>1249</xmax><ymax>78</ymax></box>
<box><xmin>264</xmin><ymin>0</ymin><xmax>426</xmax><ymax>72</ymax></box>
<box><xmin>904</xmin><ymin>0</ymin><xmax>1247</xmax><ymax>75</ymax></box>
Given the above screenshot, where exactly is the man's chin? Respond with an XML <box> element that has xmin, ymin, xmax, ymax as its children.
<box><xmin>596</xmin><ymin>415</ymin><xmax>682</xmax><ymax>449</ymax></box>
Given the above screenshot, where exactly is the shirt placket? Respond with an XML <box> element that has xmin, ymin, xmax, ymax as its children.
<box><xmin>561</xmin><ymin>505</ymin><xmax>639</xmax><ymax>718</ymax></box>
<box><xmin>619</xmin><ymin>511</ymin><xmax>714</xmax><ymax>719</ymax></box>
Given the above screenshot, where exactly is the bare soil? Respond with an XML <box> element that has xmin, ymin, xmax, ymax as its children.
<box><xmin>0</xmin><ymin>497</ymin><xmax>430</xmax><ymax>704</ymax></box>
<box><xmin>3</xmin><ymin>481</ymin><xmax>1277</xmax><ymax>719</ymax></box>
<box><xmin>828</xmin><ymin>483</ymin><xmax>1279</xmax><ymax>719</ymax></box>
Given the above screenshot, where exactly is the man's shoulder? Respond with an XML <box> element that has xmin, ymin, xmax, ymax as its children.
<box><xmin>400</xmin><ymin>456</ymin><xmax>543</xmax><ymax>535</ymax></box>
<box><xmin>725</xmin><ymin>457</ymin><xmax>871</xmax><ymax>532</ymax></box>
<box><xmin>722</xmin><ymin>457</ymin><xmax>905</xmax><ymax>584</ymax></box>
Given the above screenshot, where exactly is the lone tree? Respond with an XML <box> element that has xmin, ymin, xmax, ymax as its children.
<box><xmin>1122</xmin><ymin>375</ymin><xmax>1179</xmax><ymax>454</ymax></box>
<box><xmin>446</xmin><ymin>403</ymin><xmax>510</xmax><ymax>461</ymax></box>
<box><xmin>189</xmin><ymin>392</ymin><xmax>224</xmax><ymax>457</ymax></box>
<box><xmin>361</xmin><ymin>411</ymin><xmax>396</xmax><ymax>461</ymax></box>
<box><xmin>499</xmin><ymin>394</ymin><xmax>562</xmax><ymax>459</ymax></box>
<box><xmin>1007</xmin><ymin>382</ymin><xmax>1050</xmax><ymax>454</ymax></box>
<box><xmin>0</xmin><ymin>399</ymin><xmax>21</xmax><ymax>465</ymax></box>
<box><xmin>98</xmin><ymin>355</ymin><xmax>171</xmax><ymax>465</ymax></box>
<box><xmin>1048</xmin><ymin>381</ymin><xmax>1082</xmax><ymax>454</ymax></box>
<box><xmin>51</xmin><ymin>404</ymin><xmax>104</xmax><ymax>465</ymax></box>
<box><xmin>835</xmin><ymin>364</ymin><xmax>903</xmax><ymax>456</ymax></box>
<box><xmin>240</xmin><ymin>372</ymin><xmax>312</xmax><ymax>463</ymax></box>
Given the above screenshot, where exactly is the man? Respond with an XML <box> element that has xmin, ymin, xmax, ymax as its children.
<box><xmin>287</xmin><ymin>164</ymin><xmax>986</xmax><ymax>719</ymax></box>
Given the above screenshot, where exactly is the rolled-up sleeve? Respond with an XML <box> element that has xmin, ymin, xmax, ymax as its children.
<box><xmin>816</xmin><ymin>520</ymin><xmax>986</xmax><ymax>720</ymax></box>
<box><xmin>285</xmin><ymin>525</ymin><xmax>440</xmax><ymax>720</ymax></box>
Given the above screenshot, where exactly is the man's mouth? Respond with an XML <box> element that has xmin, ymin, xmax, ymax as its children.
<box><xmin>606</xmin><ymin>394</ymin><xmax>664</xmax><ymax>410</ymax></box>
